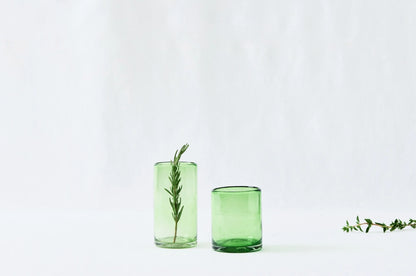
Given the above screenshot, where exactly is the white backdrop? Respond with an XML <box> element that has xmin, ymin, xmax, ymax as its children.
<box><xmin>2</xmin><ymin>0</ymin><xmax>415</xmax><ymax>213</ymax></box>
<box><xmin>2</xmin><ymin>1</ymin><xmax>416</xmax><ymax>275</ymax></box>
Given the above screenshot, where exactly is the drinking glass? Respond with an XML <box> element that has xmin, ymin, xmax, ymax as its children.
<box><xmin>211</xmin><ymin>186</ymin><xmax>262</xmax><ymax>253</ymax></box>
<box><xmin>154</xmin><ymin>161</ymin><xmax>197</xmax><ymax>248</ymax></box>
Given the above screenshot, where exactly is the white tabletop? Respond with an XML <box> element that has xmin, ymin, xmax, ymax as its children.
<box><xmin>2</xmin><ymin>209</ymin><xmax>414</xmax><ymax>276</ymax></box>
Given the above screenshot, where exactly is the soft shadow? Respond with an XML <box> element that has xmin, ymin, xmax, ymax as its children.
<box><xmin>196</xmin><ymin>241</ymin><xmax>211</xmax><ymax>249</ymax></box>
<box><xmin>262</xmin><ymin>244</ymin><xmax>343</xmax><ymax>254</ymax></box>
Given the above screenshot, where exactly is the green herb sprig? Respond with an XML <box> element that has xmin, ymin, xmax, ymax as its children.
<box><xmin>343</xmin><ymin>216</ymin><xmax>416</xmax><ymax>233</ymax></box>
<box><xmin>164</xmin><ymin>144</ymin><xmax>189</xmax><ymax>243</ymax></box>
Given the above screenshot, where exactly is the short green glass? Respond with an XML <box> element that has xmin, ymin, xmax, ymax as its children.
<box><xmin>154</xmin><ymin>161</ymin><xmax>197</xmax><ymax>248</ymax></box>
<box><xmin>211</xmin><ymin>186</ymin><xmax>262</xmax><ymax>253</ymax></box>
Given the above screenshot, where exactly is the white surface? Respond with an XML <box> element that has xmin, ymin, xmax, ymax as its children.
<box><xmin>1</xmin><ymin>209</ymin><xmax>415</xmax><ymax>275</ymax></box>
<box><xmin>1</xmin><ymin>1</ymin><xmax>416</xmax><ymax>275</ymax></box>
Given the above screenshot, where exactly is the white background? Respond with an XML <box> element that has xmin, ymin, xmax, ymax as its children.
<box><xmin>1</xmin><ymin>1</ymin><xmax>415</xmax><ymax>275</ymax></box>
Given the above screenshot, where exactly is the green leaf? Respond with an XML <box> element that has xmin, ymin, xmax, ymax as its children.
<box><xmin>365</xmin><ymin>219</ymin><xmax>373</xmax><ymax>225</ymax></box>
<box><xmin>365</xmin><ymin>224</ymin><xmax>371</xmax><ymax>233</ymax></box>
<box><xmin>178</xmin><ymin>206</ymin><xmax>184</xmax><ymax>221</ymax></box>
<box><xmin>164</xmin><ymin>188</ymin><xmax>173</xmax><ymax>196</ymax></box>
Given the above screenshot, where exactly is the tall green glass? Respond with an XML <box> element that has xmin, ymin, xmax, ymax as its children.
<box><xmin>154</xmin><ymin>161</ymin><xmax>197</xmax><ymax>248</ymax></box>
<box><xmin>211</xmin><ymin>186</ymin><xmax>262</xmax><ymax>253</ymax></box>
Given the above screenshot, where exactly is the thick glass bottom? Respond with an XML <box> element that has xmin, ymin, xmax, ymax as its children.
<box><xmin>212</xmin><ymin>238</ymin><xmax>262</xmax><ymax>253</ymax></box>
<box><xmin>155</xmin><ymin>236</ymin><xmax>197</xmax><ymax>249</ymax></box>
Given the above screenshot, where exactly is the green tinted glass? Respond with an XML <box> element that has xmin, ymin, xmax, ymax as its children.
<box><xmin>154</xmin><ymin>162</ymin><xmax>197</xmax><ymax>248</ymax></box>
<box><xmin>211</xmin><ymin>186</ymin><xmax>262</xmax><ymax>253</ymax></box>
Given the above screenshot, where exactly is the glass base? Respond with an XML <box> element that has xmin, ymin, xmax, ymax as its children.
<box><xmin>212</xmin><ymin>238</ymin><xmax>262</xmax><ymax>253</ymax></box>
<box><xmin>155</xmin><ymin>236</ymin><xmax>197</xmax><ymax>249</ymax></box>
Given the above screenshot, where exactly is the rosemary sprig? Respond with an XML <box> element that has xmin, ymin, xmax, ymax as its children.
<box><xmin>164</xmin><ymin>144</ymin><xmax>189</xmax><ymax>243</ymax></box>
<box><xmin>343</xmin><ymin>216</ymin><xmax>416</xmax><ymax>233</ymax></box>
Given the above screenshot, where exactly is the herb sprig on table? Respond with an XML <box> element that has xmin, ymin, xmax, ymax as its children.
<box><xmin>343</xmin><ymin>216</ymin><xmax>416</xmax><ymax>233</ymax></box>
<box><xmin>164</xmin><ymin>144</ymin><xmax>189</xmax><ymax>243</ymax></box>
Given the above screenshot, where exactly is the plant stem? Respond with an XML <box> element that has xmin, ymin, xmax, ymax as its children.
<box><xmin>165</xmin><ymin>144</ymin><xmax>189</xmax><ymax>243</ymax></box>
<box><xmin>173</xmin><ymin>221</ymin><xmax>178</xmax><ymax>243</ymax></box>
<box><xmin>355</xmin><ymin>222</ymin><xmax>387</xmax><ymax>228</ymax></box>
<box><xmin>343</xmin><ymin>217</ymin><xmax>416</xmax><ymax>233</ymax></box>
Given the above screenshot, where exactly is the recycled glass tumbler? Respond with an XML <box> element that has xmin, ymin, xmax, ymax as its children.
<box><xmin>211</xmin><ymin>186</ymin><xmax>262</xmax><ymax>253</ymax></box>
<box><xmin>154</xmin><ymin>162</ymin><xmax>197</xmax><ymax>248</ymax></box>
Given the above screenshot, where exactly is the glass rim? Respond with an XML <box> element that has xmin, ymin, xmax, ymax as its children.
<box><xmin>212</xmin><ymin>186</ymin><xmax>261</xmax><ymax>193</ymax></box>
<box><xmin>154</xmin><ymin>161</ymin><xmax>197</xmax><ymax>166</ymax></box>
